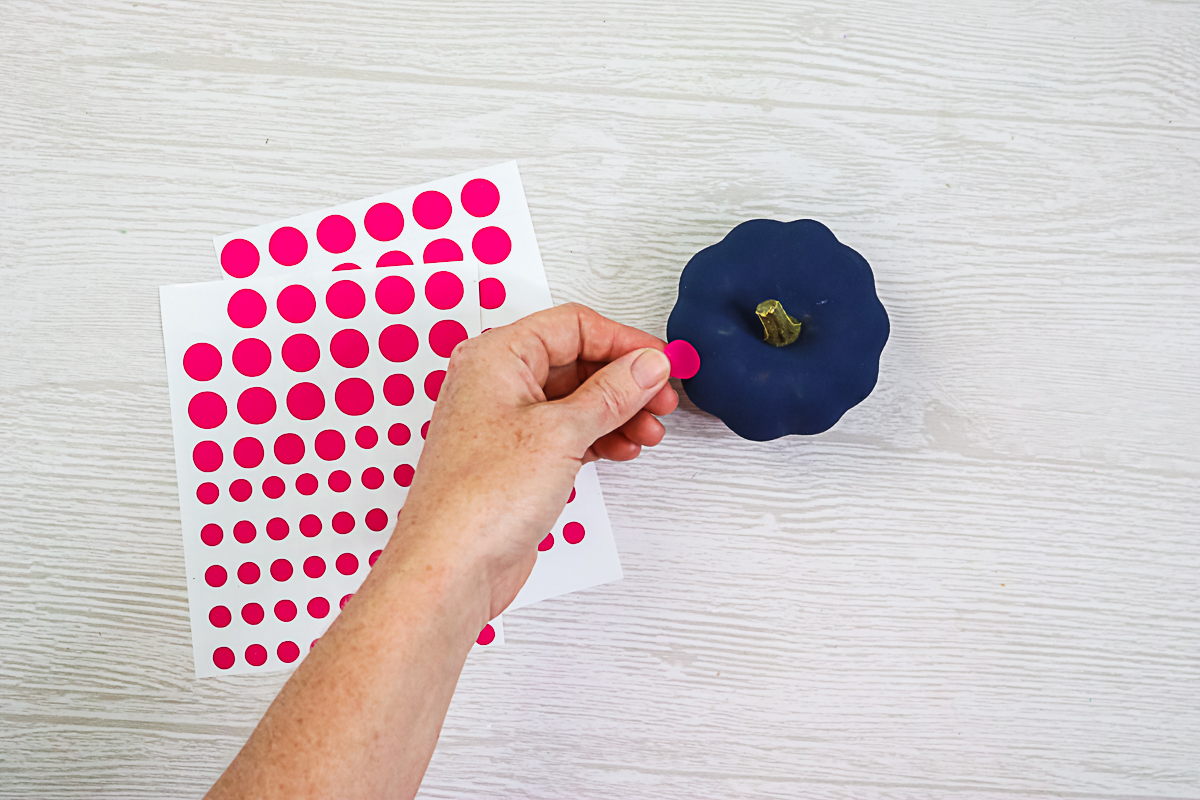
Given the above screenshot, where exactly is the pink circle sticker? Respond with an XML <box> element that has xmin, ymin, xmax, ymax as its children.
<box><xmin>188</xmin><ymin>392</ymin><xmax>227</xmax><ymax>430</ymax></box>
<box><xmin>369</xmin><ymin>549</ymin><xmax>382</xmax><ymax>566</ymax></box>
<box><xmin>183</xmin><ymin>343</ymin><xmax>222</xmax><ymax>381</ymax></box>
<box><xmin>317</xmin><ymin>214</ymin><xmax>355</xmax><ymax>254</ymax></box>
<box><xmin>328</xmin><ymin>470</ymin><xmax>351</xmax><ymax>492</ymax></box>
<box><xmin>315</xmin><ymin>429</ymin><xmax>346</xmax><ymax>461</ymax></box>
<box><xmin>361</xmin><ymin>468</ymin><xmax>384</xmax><ymax>490</ymax></box>
<box><xmin>332</xmin><ymin>512</ymin><xmax>355</xmax><ymax>534</ymax></box>
<box><xmin>299</xmin><ymin>514</ymin><xmax>322</xmax><ymax>537</ymax></box>
<box><xmin>393</xmin><ymin>464</ymin><xmax>415</xmax><ymax>487</ymax></box>
<box><xmin>422</xmin><ymin>239</ymin><xmax>463</xmax><ymax>264</ymax></box>
<box><xmin>269</xmin><ymin>226</ymin><xmax>308</xmax><ymax>266</ymax></box>
<box><xmin>287</xmin><ymin>382</ymin><xmax>325</xmax><ymax>420</ymax></box>
<box><xmin>365</xmin><ymin>202</ymin><xmax>404</xmax><ymax>241</ymax></box>
<box><xmin>355</xmin><ymin>425</ymin><xmax>378</xmax><ymax>449</ymax></box>
<box><xmin>471</xmin><ymin>226</ymin><xmax>511</xmax><ymax>265</ymax></box>
<box><xmin>476</xmin><ymin>624</ymin><xmax>496</xmax><ymax>646</ymax></box>
<box><xmin>270</xmin><ymin>558</ymin><xmax>293</xmax><ymax>582</ymax></box>
<box><xmin>375</xmin><ymin>276</ymin><xmax>415</xmax><ymax>314</ymax></box>
<box><xmin>232</xmin><ymin>338</ymin><xmax>271</xmax><ymax>377</ymax></box>
<box><xmin>336</xmin><ymin>553</ymin><xmax>359</xmax><ymax>575</ymax></box>
<box><xmin>461</xmin><ymin>178</ymin><xmax>500</xmax><ymax>217</ymax></box>
<box><xmin>227</xmin><ymin>289</ymin><xmax>267</xmax><ymax>328</ymax></box>
<box><xmin>365</xmin><ymin>507</ymin><xmax>388</xmax><ymax>530</ymax></box>
<box><xmin>221</xmin><ymin>239</ymin><xmax>260</xmax><ymax>278</ymax></box>
<box><xmin>242</xmin><ymin>603</ymin><xmax>264</xmax><ymax>625</ymax></box>
<box><xmin>213</xmin><ymin>647</ymin><xmax>235</xmax><ymax>670</ymax></box>
<box><xmin>303</xmin><ymin>556</ymin><xmax>326</xmax><ymax>578</ymax></box>
<box><xmin>664</xmin><ymin>340</ymin><xmax>701</xmax><ymax>380</ymax></box>
<box><xmin>387</xmin><ymin>423</ymin><xmax>411</xmax><ymax>445</ymax></box>
<box><xmin>326</xmin><ymin>280</ymin><xmax>366</xmax><ymax>319</ymax></box>
<box><xmin>205</xmin><ymin>564</ymin><xmax>227</xmax><ymax>587</ymax></box>
<box><xmin>245</xmin><ymin>644</ymin><xmax>268</xmax><ymax>667</ymax></box>
<box><xmin>538</xmin><ymin>533</ymin><xmax>554</xmax><ymax>552</ymax></box>
<box><xmin>237</xmin><ymin>562</ymin><xmax>260</xmax><ymax>584</ymax></box>
<box><xmin>376</xmin><ymin>250</ymin><xmax>413</xmax><ymax>268</ymax></box>
<box><xmin>275</xmin><ymin>600</ymin><xmax>297</xmax><ymax>622</ymax></box>
<box><xmin>209</xmin><ymin>605</ymin><xmax>232</xmax><ymax>628</ymax></box>
<box><xmin>479</xmin><ymin>277</ymin><xmax>506</xmax><ymax>310</ymax></box>
<box><xmin>267</xmin><ymin>517</ymin><xmax>289</xmax><ymax>540</ymax></box>
<box><xmin>379</xmin><ymin>324</ymin><xmax>418</xmax><ymax>362</ymax></box>
<box><xmin>383</xmin><ymin>374</ymin><xmax>414</xmax><ymax>406</ymax></box>
<box><xmin>334</xmin><ymin>262</ymin><xmax>359</xmax><ymax>271</ymax></box>
<box><xmin>563</xmin><ymin>522</ymin><xmax>585</xmax><ymax>544</ymax></box>
<box><xmin>330</xmin><ymin>329</ymin><xmax>369</xmax><ymax>368</ymax></box>
<box><xmin>308</xmin><ymin>597</ymin><xmax>330</xmax><ymax>618</ymax></box>
<box><xmin>296</xmin><ymin>474</ymin><xmax>318</xmax><ymax>496</ymax></box>
<box><xmin>282</xmin><ymin>333</ymin><xmax>320</xmax><ymax>372</ymax></box>
<box><xmin>277</xmin><ymin>284</ymin><xmax>316</xmax><ymax>324</ymax></box>
<box><xmin>233</xmin><ymin>437</ymin><xmax>264</xmax><ymax>468</ymax></box>
<box><xmin>335</xmin><ymin>378</ymin><xmax>374</xmax><ymax>416</ymax></box>
<box><xmin>262</xmin><ymin>475</ymin><xmax>285</xmax><ymax>499</ymax></box>
<box><xmin>201</xmin><ymin>524</ymin><xmax>223</xmax><ymax>546</ymax></box>
<box><xmin>229</xmin><ymin>479</ymin><xmax>252</xmax><ymax>502</ymax></box>
<box><xmin>192</xmin><ymin>440</ymin><xmax>223</xmax><ymax>472</ymax></box>
<box><xmin>197</xmin><ymin>482</ymin><xmax>219</xmax><ymax>504</ymax></box>
<box><xmin>233</xmin><ymin>520</ymin><xmax>256</xmax><ymax>543</ymax></box>
<box><xmin>428</xmin><ymin>320</ymin><xmax>468</xmax><ymax>358</ymax></box>
<box><xmin>237</xmin><ymin>387</ymin><xmax>277</xmax><ymax>425</ymax></box>
<box><xmin>413</xmin><ymin>190</ymin><xmax>452</xmax><ymax>229</ymax></box>
<box><xmin>278</xmin><ymin>641</ymin><xmax>300</xmax><ymax>663</ymax></box>
<box><xmin>424</xmin><ymin>370</ymin><xmax>446</xmax><ymax>401</ymax></box>
<box><xmin>273</xmin><ymin>433</ymin><xmax>305</xmax><ymax>465</ymax></box>
<box><xmin>425</xmin><ymin>271</ymin><xmax>464</xmax><ymax>310</ymax></box>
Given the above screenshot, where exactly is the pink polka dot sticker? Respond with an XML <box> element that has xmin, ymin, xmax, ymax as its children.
<box><xmin>233</xmin><ymin>437</ymin><xmax>264</xmax><ymax>469</ymax></box>
<box><xmin>269</xmin><ymin>226</ymin><xmax>308</xmax><ymax>267</ymax></box>
<box><xmin>365</xmin><ymin>507</ymin><xmax>388</xmax><ymax>530</ymax></box>
<box><xmin>365</xmin><ymin>202</ymin><xmax>404</xmax><ymax>241</ymax></box>
<box><xmin>421</xmin><ymin>421</ymin><xmax>430</xmax><ymax>440</ymax></box>
<box><xmin>189</xmin><ymin>392</ymin><xmax>227</xmax><ymax>430</ymax></box>
<box><xmin>472</xmin><ymin>226</ymin><xmax>511</xmax><ymax>265</ymax></box>
<box><xmin>362</xmin><ymin>468</ymin><xmax>384</xmax><ymax>490</ymax></box>
<box><xmin>267</xmin><ymin>517</ymin><xmax>289</xmax><ymax>540</ymax></box>
<box><xmin>263</xmin><ymin>475</ymin><xmax>285</xmax><ymax>499</ymax></box>
<box><xmin>317</xmin><ymin>214</ymin><xmax>356</xmax><ymax>254</ymax></box>
<box><xmin>328</xmin><ymin>470</ymin><xmax>351</xmax><ymax>492</ymax></box>
<box><xmin>422</xmin><ymin>239</ymin><xmax>463</xmax><ymax>264</ymax></box>
<box><xmin>275</xmin><ymin>600</ymin><xmax>297</xmax><ymax>622</ymax></box>
<box><xmin>209</xmin><ymin>605</ymin><xmax>232</xmax><ymax>628</ymax></box>
<box><xmin>428</xmin><ymin>320</ymin><xmax>468</xmax><ymax>358</ymax></box>
<box><xmin>282</xmin><ymin>333</ymin><xmax>321</xmax><ymax>372</ymax></box>
<box><xmin>340</xmin><ymin>594</ymin><xmax>354</xmax><ymax>610</ymax></box>
<box><xmin>205</xmin><ymin>564</ymin><xmax>227</xmax><ymax>587</ymax></box>
<box><xmin>376</xmin><ymin>276</ymin><xmax>415</xmax><ymax>314</ymax></box>
<box><xmin>237</xmin><ymin>387</ymin><xmax>277</xmax><ymax>425</ymax></box>
<box><xmin>227</xmin><ymin>289</ymin><xmax>267</xmax><ymax>329</ymax></box>
<box><xmin>326</xmin><ymin>280</ymin><xmax>366</xmax><ymax>319</ymax></box>
<box><xmin>394</xmin><ymin>464</ymin><xmax>415</xmax><ymax>487</ymax></box>
<box><xmin>304</xmin><ymin>556</ymin><xmax>326</xmax><ymax>578</ymax></box>
<box><xmin>379</xmin><ymin>324</ymin><xmax>418</xmax><ymax>362</ymax></box>
<box><xmin>221</xmin><ymin>239</ymin><xmax>260</xmax><ymax>278</ymax></box>
<box><xmin>287</xmin><ymin>382</ymin><xmax>325</xmax><ymax>420</ymax></box>
<box><xmin>242</xmin><ymin>603</ymin><xmax>264</xmax><ymax>625</ymax></box>
<box><xmin>461</xmin><ymin>178</ymin><xmax>500</xmax><ymax>217</ymax></box>
<box><xmin>315</xmin><ymin>429</ymin><xmax>346</xmax><ymax>461</ymax></box>
<box><xmin>245</xmin><ymin>644</ymin><xmax>268</xmax><ymax>667</ymax></box>
<box><xmin>213</xmin><ymin>647</ymin><xmax>235</xmax><ymax>670</ymax></box>
<box><xmin>376</xmin><ymin>250</ymin><xmax>413</xmax><ymax>269</ymax></box>
<box><xmin>383</xmin><ymin>374</ymin><xmax>414</xmax><ymax>406</ymax></box>
<box><xmin>237</xmin><ymin>562</ymin><xmax>260</xmax><ymax>585</ymax></box>
<box><xmin>274</xmin><ymin>433</ymin><xmax>305</xmax><ymax>465</ymax></box>
<box><xmin>197</xmin><ymin>482</ymin><xmax>219</xmax><ymax>505</ymax></box>
<box><xmin>233</xmin><ymin>520</ymin><xmax>256</xmax><ymax>543</ymax></box>
<box><xmin>424</xmin><ymin>370</ymin><xmax>446</xmax><ymax>401</ymax></box>
<box><xmin>300</xmin><ymin>513</ymin><xmax>322</xmax><ymax>537</ymax></box>
<box><xmin>296</xmin><ymin>474</ymin><xmax>319</xmax><ymax>497</ymax></box>
<box><xmin>355</xmin><ymin>425</ymin><xmax>378</xmax><ymax>449</ymax></box>
<box><xmin>413</xmin><ymin>190</ymin><xmax>452</xmax><ymax>229</ymax></box>
<box><xmin>278</xmin><ymin>641</ymin><xmax>300</xmax><ymax>664</ymax></box>
<box><xmin>664</xmin><ymin>340</ymin><xmax>701</xmax><ymax>380</ymax></box>
<box><xmin>568</xmin><ymin>487</ymin><xmax>576</xmax><ymax>503</ymax></box>
<box><xmin>335</xmin><ymin>378</ymin><xmax>374</xmax><ymax>416</ymax></box>
<box><xmin>270</xmin><ymin>558</ymin><xmax>293</xmax><ymax>582</ymax></box>
<box><xmin>479</xmin><ymin>277</ymin><xmax>506</xmax><ymax>310</ymax></box>
<box><xmin>308</xmin><ymin>597</ymin><xmax>330</xmax><ymax>618</ymax></box>
<box><xmin>230</xmin><ymin>479</ymin><xmax>252</xmax><ymax>502</ymax></box>
<box><xmin>330</xmin><ymin>329</ymin><xmax>369</xmax><ymax>368</ymax></box>
<box><xmin>425</xmin><ymin>271</ymin><xmax>464</xmax><ymax>310</ymax></box>
<box><xmin>388</xmin><ymin>423</ymin><xmax>411</xmax><ymax>445</ymax></box>
<box><xmin>336</xmin><ymin>553</ymin><xmax>359</xmax><ymax>575</ymax></box>
<box><xmin>369</xmin><ymin>549</ymin><xmax>382</xmax><ymax>566</ymax></box>
<box><xmin>232</xmin><ymin>338</ymin><xmax>271</xmax><ymax>377</ymax></box>
<box><xmin>332</xmin><ymin>512</ymin><xmax>355</xmax><ymax>534</ymax></box>
<box><xmin>201</xmin><ymin>524</ymin><xmax>223</xmax><ymax>547</ymax></box>
<box><xmin>334</xmin><ymin>262</ymin><xmax>360</xmax><ymax>271</ymax></box>
<box><xmin>192</xmin><ymin>440</ymin><xmax>223</xmax><ymax>473</ymax></box>
<box><xmin>277</xmin><ymin>285</ymin><xmax>317</xmax><ymax>324</ymax></box>
<box><xmin>563</xmin><ymin>521</ymin><xmax>585</xmax><ymax>544</ymax></box>
<box><xmin>476</xmin><ymin>624</ymin><xmax>496</xmax><ymax>646</ymax></box>
<box><xmin>183</xmin><ymin>343</ymin><xmax>222</xmax><ymax>381</ymax></box>
<box><xmin>538</xmin><ymin>533</ymin><xmax>554</xmax><ymax>552</ymax></box>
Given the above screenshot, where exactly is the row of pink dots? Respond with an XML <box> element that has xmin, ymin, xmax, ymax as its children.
<box><xmin>183</xmin><ymin>323</ymin><xmax>467</xmax><ymax>383</ymax></box>
<box><xmin>220</xmin><ymin>179</ymin><xmax>507</xmax><ymax>277</ymax></box>
<box><xmin>186</xmin><ymin>371</ymin><xmax>445</xmax><ymax>430</ymax></box>
<box><xmin>213</xmin><ymin>619</ymin><xmax>497</xmax><ymax>670</ymax></box>
<box><xmin>196</xmin><ymin>461</ymin><xmax>414</xmax><ymax>504</ymax></box>
<box><xmin>224</xmin><ymin>274</ymin><xmax>458</xmax><ymax>330</ymax></box>
<box><xmin>192</xmin><ymin>423</ymin><xmax>424</xmax><ymax>473</ymax></box>
<box><xmin>200</xmin><ymin>510</ymin><xmax>392</xmax><ymax>547</ymax></box>
<box><xmin>210</xmin><ymin>589</ymin><xmax>372</xmax><ymax>631</ymax></box>
<box><xmin>204</xmin><ymin>549</ymin><xmax>373</xmax><ymax>589</ymax></box>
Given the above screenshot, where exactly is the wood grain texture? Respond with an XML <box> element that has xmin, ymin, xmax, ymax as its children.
<box><xmin>1</xmin><ymin>0</ymin><xmax>1198</xmax><ymax>797</ymax></box>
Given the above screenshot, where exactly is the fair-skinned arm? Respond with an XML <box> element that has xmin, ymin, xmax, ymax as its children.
<box><xmin>205</xmin><ymin>303</ymin><xmax>677</xmax><ymax>800</ymax></box>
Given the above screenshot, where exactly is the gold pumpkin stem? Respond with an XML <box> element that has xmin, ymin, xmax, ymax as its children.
<box><xmin>756</xmin><ymin>299</ymin><xmax>802</xmax><ymax>347</ymax></box>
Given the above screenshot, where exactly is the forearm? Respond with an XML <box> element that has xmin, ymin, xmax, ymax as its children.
<box><xmin>206</xmin><ymin>522</ymin><xmax>491</xmax><ymax>800</ymax></box>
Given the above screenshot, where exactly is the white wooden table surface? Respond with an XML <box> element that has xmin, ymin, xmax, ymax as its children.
<box><xmin>2</xmin><ymin>1</ymin><xmax>1198</xmax><ymax>797</ymax></box>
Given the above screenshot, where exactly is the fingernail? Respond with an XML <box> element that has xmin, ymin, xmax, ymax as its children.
<box><xmin>631</xmin><ymin>348</ymin><xmax>670</xmax><ymax>389</ymax></box>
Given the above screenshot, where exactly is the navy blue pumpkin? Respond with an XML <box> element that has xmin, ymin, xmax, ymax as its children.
<box><xmin>666</xmin><ymin>219</ymin><xmax>889</xmax><ymax>441</ymax></box>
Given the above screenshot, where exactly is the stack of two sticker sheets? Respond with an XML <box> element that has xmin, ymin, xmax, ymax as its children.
<box><xmin>162</xmin><ymin>163</ymin><xmax>622</xmax><ymax>677</ymax></box>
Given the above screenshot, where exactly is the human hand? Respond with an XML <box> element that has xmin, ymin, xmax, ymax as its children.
<box><xmin>380</xmin><ymin>303</ymin><xmax>678</xmax><ymax>623</ymax></box>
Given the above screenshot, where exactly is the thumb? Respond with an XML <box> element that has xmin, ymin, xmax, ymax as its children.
<box><xmin>554</xmin><ymin>347</ymin><xmax>671</xmax><ymax>448</ymax></box>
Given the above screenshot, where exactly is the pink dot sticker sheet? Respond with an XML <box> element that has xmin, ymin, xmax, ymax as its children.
<box><xmin>161</xmin><ymin>264</ymin><xmax>504</xmax><ymax>677</ymax></box>
<box><xmin>211</xmin><ymin>162</ymin><xmax>623</xmax><ymax>617</ymax></box>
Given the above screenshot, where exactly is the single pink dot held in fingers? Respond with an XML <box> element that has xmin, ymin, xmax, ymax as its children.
<box><xmin>461</xmin><ymin>178</ymin><xmax>500</xmax><ymax>217</ymax></box>
<box><xmin>424</xmin><ymin>370</ymin><xmax>446</xmax><ymax>401</ymax></box>
<box><xmin>221</xmin><ymin>239</ymin><xmax>260</xmax><ymax>278</ymax></box>
<box><xmin>326</xmin><ymin>280</ymin><xmax>366</xmax><ymax>319</ymax></box>
<box><xmin>275</xmin><ymin>600</ymin><xmax>297</xmax><ymax>622</ymax></box>
<box><xmin>355</xmin><ymin>425</ymin><xmax>378</xmax><ymax>449</ymax></box>
<box><xmin>328</xmin><ymin>470</ymin><xmax>351</xmax><ymax>492</ymax></box>
<box><xmin>330</xmin><ymin>329</ymin><xmax>369</xmax><ymax>368</ymax></box>
<box><xmin>188</xmin><ymin>392</ymin><xmax>227</xmax><ymax>430</ymax></box>
<box><xmin>335</xmin><ymin>378</ymin><xmax>374</xmax><ymax>416</ymax></box>
<box><xmin>303</xmin><ymin>556</ymin><xmax>326</xmax><ymax>578</ymax></box>
<box><xmin>393</xmin><ymin>464</ymin><xmax>415</xmax><ymax>487</ymax></box>
<box><xmin>183</xmin><ymin>343</ymin><xmax>222</xmax><ymax>381</ymax></box>
<box><xmin>237</xmin><ymin>387</ymin><xmax>277</xmax><ymax>425</ymax></box>
<box><xmin>471</xmin><ymin>226</ymin><xmax>511</xmax><ymax>265</ymax></box>
<box><xmin>315</xmin><ymin>429</ymin><xmax>345</xmax><ymax>461</ymax></box>
<box><xmin>209</xmin><ymin>605</ymin><xmax>232</xmax><ymax>628</ymax></box>
<box><xmin>296</xmin><ymin>474</ymin><xmax>319</xmax><ymax>496</ymax></box>
<box><xmin>422</xmin><ymin>239</ymin><xmax>463</xmax><ymax>264</ymax></box>
<box><xmin>278</xmin><ymin>641</ymin><xmax>300</xmax><ymax>663</ymax></box>
<box><xmin>287</xmin><ymin>382</ymin><xmax>325</xmax><ymax>420</ymax></box>
<box><xmin>365</xmin><ymin>202</ymin><xmax>404</xmax><ymax>241</ymax></box>
<box><xmin>233</xmin><ymin>520</ymin><xmax>256</xmax><ymax>543</ymax></box>
<box><xmin>563</xmin><ymin>522</ymin><xmax>585</xmax><ymax>544</ymax></box>
<box><xmin>230</xmin><ymin>479</ymin><xmax>252</xmax><ymax>502</ymax></box>
<box><xmin>262</xmin><ymin>475</ymin><xmax>285</xmax><ymax>499</ymax></box>
<box><xmin>277</xmin><ymin>285</ymin><xmax>316</xmax><ymax>324</ymax></box>
<box><xmin>201</xmin><ymin>523</ymin><xmax>223</xmax><ymax>546</ymax></box>
<box><xmin>413</xmin><ymin>190</ymin><xmax>452</xmax><ymax>229</ymax></box>
<box><xmin>197</xmin><ymin>482</ymin><xmax>219</xmax><ymax>505</ymax></box>
<box><xmin>227</xmin><ymin>289</ymin><xmax>267</xmax><ymax>328</ymax></box>
<box><xmin>242</xmin><ymin>602</ymin><xmax>264</xmax><ymax>625</ymax></box>
<box><xmin>376</xmin><ymin>250</ymin><xmax>412</xmax><ymax>268</ymax></box>
<box><xmin>245</xmin><ymin>644</ymin><xmax>268</xmax><ymax>667</ymax></box>
<box><xmin>425</xmin><ymin>271</ymin><xmax>464</xmax><ymax>309</ymax></box>
<box><xmin>387</xmin><ymin>423</ymin><xmax>410</xmax><ymax>445</ymax></box>
<box><xmin>213</xmin><ymin>647</ymin><xmax>235</xmax><ymax>670</ymax></box>
<box><xmin>232</xmin><ymin>338</ymin><xmax>271</xmax><ymax>377</ymax></box>
<box><xmin>538</xmin><ymin>533</ymin><xmax>554</xmax><ymax>552</ymax></box>
<box><xmin>428</xmin><ymin>320</ymin><xmax>468</xmax><ymax>358</ymax></box>
<box><xmin>270</xmin><ymin>558</ymin><xmax>293</xmax><ymax>582</ymax></box>
<box><xmin>266</xmin><ymin>517</ymin><xmax>289</xmax><ymax>540</ymax></box>
<box><xmin>332</xmin><ymin>512</ymin><xmax>355</xmax><ymax>534</ymax></box>
<box><xmin>479</xmin><ymin>277</ymin><xmax>506</xmax><ymax>310</ymax></box>
<box><xmin>205</xmin><ymin>564</ymin><xmax>227</xmax><ymax>587</ymax></box>
<box><xmin>317</xmin><ymin>214</ymin><xmax>355</xmax><ymax>254</ymax></box>
<box><xmin>299</xmin><ymin>514</ymin><xmax>322</xmax><ymax>537</ymax></box>
<box><xmin>476</xmin><ymin>624</ymin><xmax>496</xmax><ymax>646</ymax></box>
<box><xmin>269</xmin><ymin>226</ymin><xmax>308</xmax><ymax>266</ymax></box>
<box><xmin>663</xmin><ymin>340</ymin><xmax>701</xmax><ymax>380</ymax></box>
<box><xmin>383</xmin><ymin>374</ymin><xmax>414</xmax><ymax>406</ymax></box>
<box><xmin>365</xmin><ymin>507</ymin><xmax>388</xmax><ymax>529</ymax></box>
<box><xmin>273</xmin><ymin>433</ymin><xmax>305</xmax><ymax>465</ymax></box>
<box><xmin>192</xmin><ymin>440</ymin><xmax>223</xmax><ymax>472</ymax></box>
<box><xmin>361</xmin><ymin>468</ymin><xmax>384</xmax><ymax>490</ymax></box>
<box><xmin>233</xmin><ymin>437</ymin><xmax>264</xmax><ymax>468</ymax></box>
<box><xmin>336</xmin><ymin>553</ymin><xmax>358</xmax><ymax>575</ymax></box>
<box><xmin>307</xmin><ymin>596</ymin><xmax>330</xmax><ymax>618</ymax></box>
<box><xmin>375</xmin><ymin>276</ymin><xmax>414</xmax><ymax>313</ymax></box>
<box><xmin>378</xmin><ymin>324</ymin><xmax>418</xmax><ymax>362</ymax></box>
<box><xmin>282</xmin><ymin>334</ymin><xmax>320</xmax><ymax>372</ymax></box>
